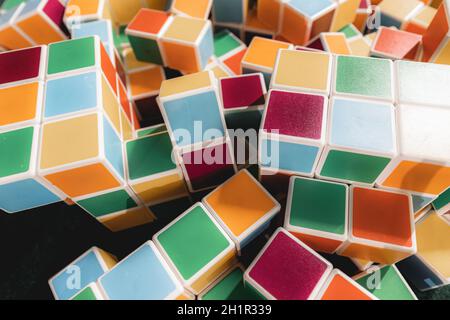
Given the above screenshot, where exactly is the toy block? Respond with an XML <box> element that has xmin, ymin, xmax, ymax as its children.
<box><xmin>219</xmin><ymin>73</ymin><xmax>266</xmax><ymax>130</ymax></box>
<box><xmin>338</xmin><ymin>186</ymin><xmax>416</xmax><ymax>264</ymax></box>
<box><xmin>0</xmin><ymin>3</ymin><xmax>35</xmax><ymax>50</ymax></box>
<box><xmin>242</xmin><ymin>37</ymin><xmax>293</xmax><ymax>87</ymax></box>
<box><xmin>74</xmin><ymin>186</ymin><xmax>155</xmax><ymax>232</ymax></box>
<box><xmin>153</xmin><ymin>203</ymin><xmax>236</xmax><ymax>294</ymax></box>
<box><xmin>421</xmin><ymin>0</ymin><xmax>450</xmax><ymax>63</ymax></box>
<box><xmin>213</xmin><ymin>29</ymin><xmax>247</xmax><ymax>75</ymax></box>
<box><xmin>332</xmin><ymin>55</ymin><xmax>394</xmax><ymax>102</ymax></box>
<box><xmin>177</xmin><ymin>138</ymin><xmax>237</xmax><ymax>192</ymax></box>
<box><xmin>316</xmin><ymin>98</ymin><xmax>396</xmax><ymax>186</ymax></box>
<box><xmin>157</xmin><ymin>71</ymin><xmax>227</xmax><ymax>148</ymax></box>
<box><xmin>170</xmin><ymin>0</ymin><xmax>212</xmax><ymax>20</ymax></box>
<box><xmin>371</xmin><ymin>27</ymin><xmax>422</xmax><ymax>60</ymax></box>
<box><xmin>257</xmin><ymin>0</ymin><xmax>284</xmax><ymax>32</ymax></box>
<box><xmin>378</xmin><ymin>0</ymin><xmax>424</xmax><ymax>28</ymax></box>
<box><xmin>244</xmin><ymin>228</ymin><xmax>333</xmax><ymax>300</ymax></box>
<box><xmin>279</xmin><ymin>0</ymin><xmax>337</xmax><ymax>46</ymax></box>
<box><xmin>347</xmin><ymin>36</ymin><xmax>371</xmax><ymax>56</ymax></box>
<box><xmin>284</xmin><ymin>177</ymin><xmax>348</xmax><ymax>254</ymax></box>
<box><xmin>49</xmin><ymin>247</ymin><xmax>117</xmax><ymax>300</ymax></box>
<box><xmin>160</xmin><ymin>15</ymin><xmax>214</xmax><ymax>73</ymax></box>
<box><xmin>433</xmin><ymin>188</ymin><xmax>450</xmax><ymax>215</ymax></box>
<box><xmin>260</xmin><ymin>90</ymin><xmax>328</xmax><ymax>178</ymax></box>
<box><xmin>395</xmin><ymin>60</ymin><xmax>450</xmax><ymax>108</ymax></box>
<box><xmin>71</xmin><ymin>19</ymin><xmax>115</xmax><ymax>63</ymax></box>
<box><xmin>243</xmin><ymin>9</ymin><xmax>277</xmax><ymax>45</ymax></box>
<box><xmin>353</xmin><ymin>0</ymin><xmax>372</xmax><ymax>32</ymax></box>
<box><xmin>376</xmin><ymin>104</ymin><xmax>450</xmax><ymax>196</ymax></box>
<box><xmin>404</xmin><ymin>5</ymin><xmax>437</xmax><ymax>35</ymax></box>
<box><xmin>125</xmin><ymin>9</ymin><xmax>172</xmax><ymax>65</ymax></box>
<box><xmin>330</xmin><ymin>0</ymin><xmax>361</xmax><ymax>32</ymax></box>
<box><xmin>98</xmin><ymin>241</ymin><xmax>186</xmax><ymax>300</ymax></box>
<box><xmin>70</xmin><ymin>282</ymin><xmax>105</xmax><ymax>300</ymax></box>
<box><xmin>108</xmin><ymin>0</ymin><xmax>146</xmax><ymax>26</ymax></box>
<box><xmin>125</xmin><ymin>132</ymin><xmax>188</xmax><ymax>207</ymax></box>
<box><xmin>203</xmin><ymin>170</ymin><xmax>280</xmax><ymax>252</ymax></box>
<box><xmin>64</xmin><ymin>0</ymin><xmax>112</xmax><ymax>28</ymax></box>
<box><xmin>354</xmin><ymin>265</ymin><xmax>417</xmax><ymax>299</ymax></box>
<box><xmin>271</xmin><ymin>49</ymin><xmax>332</xmax><ymax>95</ymax></box>
<box><xmin>315</xmin><ymin>269</ymin><xmax>377</xmax><ymax>300</ymax></box>
<box><xmin>213</xmin><ymin>0</ymin><xmax>248</xmax><ymax>24</ymax></box>
<box><xmin>320</xmin><ymin>32</ymin><xmax>352</xmax><ymax>54</ymax></box>
<box><xmin>199</xmin><ymin>265</ymin><xmax>263</xmax><ymax>300</ymax></box>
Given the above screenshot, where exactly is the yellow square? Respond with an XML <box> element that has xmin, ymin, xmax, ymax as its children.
<box><xmin>159</xmin><ymin>71</ymin><xmax>212</xmax><ymax>98</ymax></box>
<box><xmin>379</xmin><ymin>0</ymin><xmax>423</xmax><ymax>22</ymax></box>
<box><xmin>102</xmin><ymin>76</ymin><xmax>122</xmax><ymax>135</ymax></box>
<box><xmin>132</xmin><ymin>173</ymin><xmax>187</xmax><ymax>205</ymax></box>
<box><xmin>163</xmin><ymin>16</ymin><xmax>207</xmax><ymax>43</ymax></box>
<box><xmin>330</xmin><ymin>0</ymin><xmax>360</xmax><ymax>32</ymax></box>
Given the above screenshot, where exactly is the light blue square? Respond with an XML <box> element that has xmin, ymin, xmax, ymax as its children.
<box><xmin>213</xmin><ymin>0</ymin><xmax>244</xmax><ymax>24</ymax></box>
<box><xmin>0</xmin><ymin>178</ymin><xmax>60</xmax><ymax>213</ymax></box>
<box><xmin>412</xmin><ymin>195</ymin><xmax>434</xmax><ymax>213</ymax></box>
<box><xmin>103</xmin><ymin>116</ymin><xmax>124</xmax><ymax>179</ymax></box>
<box><xmin>288</xmin><ymin>0</ymin><xmax>334</xmax><ymax>17</ymax></box>
<box><xmin>50</xmin><ymin>250</ymin><xmax>105</xmax><ymax>300</ymax></box>
<box><xmin>45</xmin><ymin>72</ymin><xmax>98</xmax><ymax>118</ymax></box>
<box><xmin>17</xmin><ymin>0</ymin><xmax>40</xmax><ymax>18</ymax></box>
<box><xmin>261</xmin><ymin>139</ymin><xmax>319</xmax><ymax>175</ymax></box>
<box><xmin>198</xmin><ymin>24</ymin><xmax>214</xmax><ymax>70</ymax></box>
<box><xmin>163</xmin><ymin>91</ymin><xmax>225</xmax><ymax>147</ymax></box>
<box><xmin>71</xmin><ymin>20</ymin><xmax>112</xmax><ymax>46</ymax></box>
<box><xmin>99</xmin><ymin>243</ymin><xmax>178</xmax><ymax>300</ymax></box>
<box><xmin>330</xmin><ymin>98</ymin><xmax>396</xmax><ymax>154</ymax></box>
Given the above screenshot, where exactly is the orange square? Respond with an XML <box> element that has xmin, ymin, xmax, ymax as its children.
<box><xmin>66</xmin><ymin>0</ymin><xmax>101</xmax><ymax>17</ymax></box>
<box><xmin>160</xmin><ymin>41</ymin><xmax>199</xmax><ymax>73</ymax></box>
<box><xmin>0</xmin><ymin>26</ymin><xmax>34</xmax><ymax>50</ymax></box>
<box><xmin>320</xmin><ymin>271</ymin><xmax>374</xmax><ymax>300</ymax></box>
<box><xmin>0</xmin><ymin>82</ymin><xmax>41</xmax><ymax>127</ymax></box>
<box><xmin>128</xmin><ymin>67</ymin><xmax>165</xmax><ymax>98</ymax></box>
<box><xmin>243</xmin><ymin>37</ymin><xmax>291</xmax><ymax>70</ymax></box>
<box><xmin>280</xmin><ymin>6</ymin><xmax>309</xmax><ymax>45</ymax></box>
<box><xmin>17</xmin><ymin>14</ymin><xmax>65</xmax><ymax>45</ymax></box>
<box><xmin>172</xmin><ymin>0</ymin><xmax>212</xmax><ymax>19</ymax></box>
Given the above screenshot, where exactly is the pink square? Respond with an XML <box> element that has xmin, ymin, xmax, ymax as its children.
<box><xmin>220</xmin><ymin>74</ymin><xmax>266</xmax><ymax>110</ymax></box>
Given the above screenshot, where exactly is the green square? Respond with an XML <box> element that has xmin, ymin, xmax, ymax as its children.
<box><xmin>214</xmin><ymin>30</ymin><xmax>241</xmax><ymax>58</ymax></box>
<box><xmin>339</xmin><ymin>25</ymin><xmax>359</xmax><ymax>39</ymax></box>
<box><xmin>47</xmin><ymin>37</ymin><xmax>97</xmax><ymax>75</ymax></box>
<box><xmin>1</xmin><ymin>0</ymin><xmax>26</xmax><ymax>10</ymax></box>
<box><xmin>128</xmin><ymin>35</ymin><xmax>163</xmax><ymax>65</ymax></box>
<box><xmin>71</xmin><ymin>286</ymin><xmax>99</xmax><ymax>300</ymax></box>
<box><xmin>289</xmin><ymin>177</ymin><xmax>347</xmax><ymax>235</ymax></box>
<box><xmin>433</xmin><ymin>188</ymin><xmax>450</xmax><ymax>211</ymax></box>
<box><xmin>202</xmin><ymin>268</ymin><xmax>262</xmax><ymax>300</ymax></box>
<box><xmin>77</xmin><ymin>189</ymin><xmax>138</xmax><ymax>218</ymax></box>
<box><xmin>356</xmin><ymin>266</ymin><xmax>416</xmax><ymax>300</ymax></box>
<box><xmin>113</xmin><ymin>26</ymin><xmax>130</xmax><ymax>49</ymax></box>
<box><xmin>0</xmin><ymin>127</ymin><xmax>33</xmax><ymax>178</ymax></box>
<box><xmin>335</xmin><ymin>56</ymin><xmax>393</xmax><ymax>100</ymax></box>
<box><xmin>156</xmin><ymin>204</ymin><xmax>230</xmax><ymax>280</ymax></box>
<box><xmin>137</xmin><ymin>125</ymin><xmax>167</xmax><ymax>138</ymax></box>
<box><xmin>320</xmin><ymin>150</ymin><xmax>391</xmax><ymax>184</ymax></box>
<box><xmin>126</xmin><ymin>132</ymin><xmax>176</xmax><ymax>180</ymax></box>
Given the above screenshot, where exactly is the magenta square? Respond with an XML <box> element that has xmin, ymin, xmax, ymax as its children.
<box><xmin>0</xmin><ymin>47</ymin><xmax>43</xmax><ymax>86</ymax></box>
<box><xmin>248</xmin><ymin>230</ymin><xmax>330</xmax><ymax>300</ymax></box>
<box><xmin>181</xmin><ymin>141</ymin><xmax>235</xmax><ymax>191</ymax></box>
<box><xmin>43</xmin><ymin>0</ymin><xmax>66</xmax><ymax>29</ymax></box>
<box><xmin>220</xmin><ymin>74</ymin><xmax>266</xmax><ymax>110</ymax></box>
<box><xmin>263</xmin><ymin>90</ymin><xmax>325</xmax><ymax>139</ymax></box>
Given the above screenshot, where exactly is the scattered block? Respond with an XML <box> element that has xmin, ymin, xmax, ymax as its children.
<box><xmin>213</xmin><ymin>0</ymin><xmax>249</xmax><ymax>24</ymax></box>
<box><xmin>49</xmin><ymin>247</ymin><xmax>117</xmax><ymax>300</ymax></box>
<box><xmin>371</xmin><ymin>27</ymin><xmax>422</xmax><ymax>60</ymax></box>
<box><xmin>316</xmin><ymin>97</ymin><xmax>396</xmax><ymax>185</ymax></box>
<box><xmin>339</xmin><ymin>186</ymin><xmax>416</xmax><ymax>264</ymax></box>
<box><xmin>70</xmin><ymin>282</ymin><xmax>105</xmax><ymax>300</ymax></box>
<box><xmin>244</xmin><ymin>228</ymin><xmax>333</xmax><ymax>300</ymax></box>
<box><xmin>285</xmin><ymin>177</ymin><xmax>348</xmax><ymax>254</ymax></box>
<box><xmin>153</xmin><ymin>203</ymin><xmax>236</xmax><ymax>294</ymax></box>
<box><xmin>0</xmin><ymin>3</ymin><xmax>35</xmax><ymax>50</ymax></box>
<box><xmin>320</xmin><ymin>32</ymin><xmax>352</xmax><ymax>54</ymax></box>
<box><xmin>378</xmin><ymin>0</ymin><xmax>423</xmax><ymax>29</ymax></box>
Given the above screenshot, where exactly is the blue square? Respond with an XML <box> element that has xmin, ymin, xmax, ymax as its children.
<box><xmin>261</xmin><ymin>139</ymin><xmax>320</xmax><ymax>175</ymax></box>
<box><xmin>71</xmin><ymin>20</ymin><xmax>113</xmax><ymax>46</ymax></box>
<box><xmin>213</xmin><ymin>0</ymin><xmax>245</xmax><ymax>24</ymax></box>
<box><xmin>163</xmin><ymin>91</ymin><xmax>225</xmax><ymax>147</ymax></box>
<box><xmin>288</xmin><ymin>0</ymin><xmax>334</xmax><ymax>17</ymax></box>
<box><xmin>0</xmin><ymin>178</ymin><xmax>60</xmax><ymax>213</ymax></box>
<box><xmin>198</xmin><ymin>24</ymin><xmax>214</xmax><ymax>70</ymax></box>
<box><xmin>103</xmin><ymin>116</ymin><xmax>124</xmax><ymax>179</ymax></box>
<box><xmin>99</xmin><ymin>242</ymin><xmax>180</xmax><ymax>300</ymax></box>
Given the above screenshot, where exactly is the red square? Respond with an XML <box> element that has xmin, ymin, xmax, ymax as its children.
<box><xmin>220</xmin><ymin>74</ymin><xmax>266</xmax><ymax>110</ymax></box>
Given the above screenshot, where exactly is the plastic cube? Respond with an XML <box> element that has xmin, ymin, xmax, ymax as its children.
<box><xmin>203</xmin><ymin>170</ymin><xmax>280</xmax><ymax>252</ymax></box>
<box><xmin>170</xmin><ymin>0</ymin><xmax>212</xmax><ymax>19</ymax></box>
<box><xmin>0</xmin><ymin>3</ymin><xmax>35</xmax><ymax>50</ymax></box>
<box><xmin>260</xmin><ymin>90</ymin><xmax>328</xmax><ymax>178</ymax></box>
<box><xmin>376</xmin><ymin>104</ymin><xmax>450</xmax><ymax>196</ymax></box>
<box><xmin>125</xmin><ymin>132</ymin><xmax>188</xmax><ymax>207</ymax></box>
<box><xmin>271</xmin><ymin>49</ymin><xmax>333</xmax><ymax>95</ymax></box>
<box><xmin>330</xmin><ymin>0</ymin><xmax>361</xmax><ymax>32</ymax></box>
<box><xmin>212</xmin><ymin>0</ymin><xmax>248</xmax><ymax>24</ymax></box>
<box><xmin>285</xmin><ymin>177</ymin><xmax>349</xmax><ymax>254</ymax></box>
<box><xmin>98</xmin><ymin>241</ymin><xmax>185</xmax><ymax>300</ymax></box>
<box><xmin>422</xmin><ymin>1</ymin><xmax>450</xmax><ymax>63</ymax></box>
<box><xmin>332</xmin><ymin>55</ymin><xmax>394</xmax><ymax>102</ymax></box>
<box><xmin>48</xmin><ymin>247</ymin><xmax>117</xmax><ymax>300</ymax></box>
<box><xmin>404</xmin><ymin>5</ymin><xmax>437</xmax><ymax>35</ymax></box>
<box><xmin>316</xmin><ymin>269</ymin><xmax>377</xmax><ymax>300</ymax></box>
<box><xmin>242</xmin><ymin>37</ymin><xmax>293</xmax><ymax>87</ymax></box>
<box><xmin>279</xmin><ymin>0</ymin><xmax>337</xmax><ymax>45</ymax></box>
<box><xmin>338</xmin><ymin>186</ymin><xmax>416</xmax><ymax>264</ymax></box>
<box><xmin>153</xmin><ymin>203</ymin><xmax>236</xmax><ymax>294</ymax></box>
<box><xmin>71</xmin><ymin>283</ymin><xmax>105</xmax><ymax>300</ymax></box>
<box><xmin>378</xmin><ymin>0</ymin><xmax>423</xmax><ymax>28</ymax></box>
<box><xmin>244</xmin><ymin>228</ymin><xmax>333</xmax><ymax>300</ymax></box>
<box><xmin>316</xmin><ymin>97</ymin><xmax>396</xmax><ymax>185</ymax></box>
<box><xmin>371</xmin><ymin>27</ymin><xmax>422</xmax><ymax>60</ymax></box>
<box><xmin>64</xmin><ymin>0</ymin><xmax>112</xmax><ymax>27</ymax></box>
<box><xmin>219</xmin><ymin>73</ymin><xmax>266</xmax><ymax>130</ymax></box>
<box><xmin>354</xmin><ymin>265</ymin><xmax>417</xmax><ymax>300</ymax></box>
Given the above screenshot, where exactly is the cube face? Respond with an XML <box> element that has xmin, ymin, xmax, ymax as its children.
<box><xmin>371</xmin><ymin>27</ymin><xmax>422</xmax><ymax>60</ymax></box>
<box><xmin>242</xmin><ymin>37</ymin><xmax>292</xmax><ymax>73</ymax></box>
<box><xmin>220</xmin><ymin>74</ymin><xmax>266</xmax><ymax>110</ymax></box>
<box><xmin>71</xmin><ymin>20</ymin><xmax>115</xmax><ymax>61</ymax></box>
<box><xmin>0</xmin><ymin>5</ymin><xmax>35</xmax><ymax>50</ymax></box>
<box><xmin>71</xmin><ymin>283</ymin><xmax>104</xmax><ymax>300</ymax></box>
<box><xmin>203</xmin><ymin>170</ymin><xmax>280</xmax><ymax>249</ymax></box>
<box><xmin>49</xmin><ymin>247</ymin><xmax>116</xmax><ymax>300</ymax></box>
<box><xmin>318</xmin><ymin>270</ymin><xmax>375</xmax><ymax>300</ymax></box>
<box><xmin>433</xmin><ymin>188</ymin><xmax>450</xmax><ymax>214</ymax></box>
<box><xmin>245</xmin><ymin>229</ymin><xmax>332</xmax><ymax>300</ymax></box>
<box><xmin>421</xmin><ymin>1</ymin><xmax>449</xmax><ymax>62</ymax></box>
<box><xmin>379</xmin><ymin>0</ymin><xmax>423</xmax><ymax>28</ymax></box>
<box><xmin>154</xmin><ymin>204</ymin><xmax>235</xmax><ymax>292</ymax></box>
<box><xmin>286</xmin><ymin>177</ymin><xmax>348</xmax><ymax>253</ymax></box>
<box><xmin>99</xmin><ymin>242</ymin><xmax>183</xmax><ymax>300</ymax></box>
<box><xmin>334</xmin><ymin>55</ymin><xmax>394</xmax><ymax>101</ymax></box>
<box><xmin>65</xmin><ymin>0</ymin><xmax>104</xmax><ymax>22</ymax></box>
<box><xmin>171</xmin><ymin>0</ymin><xmax>212</xmax><ymax>19</ymax></box>
<box><xmin>355</xmin><ymin>265</ymin><xmax>417</xmax><ymax>300</ymax></box>
<box><xmin>214</xmin><ymin>30</ymin><xmax>244</xmax><ymax>59</ymax></box>
<box><xmin>128</xmin><ymin>36</ymin><xmax>164</xmax><ymax>65</ymax></box>
<box><xmin>272</xmin><ymin>49</ymin><xmax>332</xmax><ymax>94</ymax></box>
<box><xmin>213</xmin><ymin>0</ymin><xmax>247</xmax><ymax>24</ymax></box>
<box><xmin>0</xmin><ymin>46</ymin><xmax>45</xmax><ymax>86</ymax></box>
<box><xmin>0</xmin><ymin>126</ymin><xmax>34</xmax><ymax>178</ymax></box>
<box><xmin>330</xmin><ymin>0</ymin><xmax>360</xmax><ymax>32</ymax></box>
